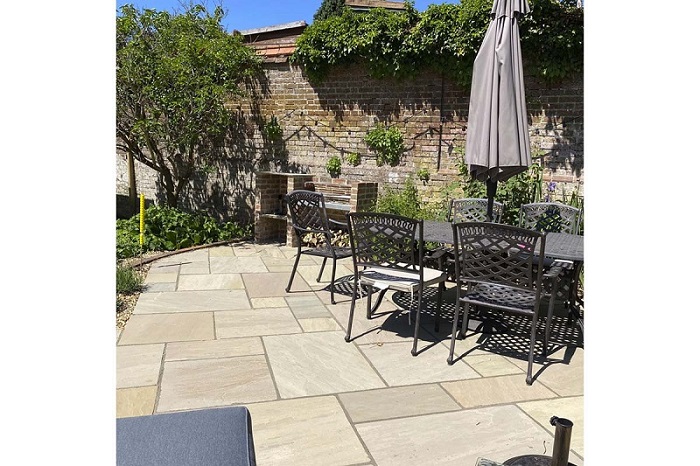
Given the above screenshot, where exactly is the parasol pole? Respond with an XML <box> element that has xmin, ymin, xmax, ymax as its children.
<box><xmin>486</xmin><ymin>178</ymin><xmax>497</xmax><ymax>222</ymax></box>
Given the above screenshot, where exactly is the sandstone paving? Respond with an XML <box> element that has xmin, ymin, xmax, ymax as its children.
<box><xmin>164</xmin><ymin>337</ymin><xmax>264</xmax><ymax>361</ymax></box>
<box><xmin>117</xmin><ymin>243</ymin><xmax>585</xmax><ymax>465</ymax></box>
<box><xmin>215</xmin><ymin>308</ymin><xmax>302</xmax><ymax>338</ymax></box>
<box><xmin>263</xmin><ymin>331</ymin><xmax>386</xmax><ymax>398</ymax></box>
<box><xmin>116</xmin><ymin>343</ymin><xmax>165</xmax><ymax>389</ymax></box>
<box><xmin>176</xmin><ymin>273</ymin><xmax>244</xmax><ymax>291</ymax></box>
<box><xmin>134</xmin><ymin>289</ymin><xmax>250</xmax><ymax>314</ymax></box>
<box><xmin>118</xmin><ymin>313</ymin><xmax>214</xmax><ymax>345</ymax></box>
<box><xmin>338</xmin><ymin>384</ymin><xmax>461</xmax><ymax>423</ymax></box>
<box><xmin>156</xmin><ymin>355</ymin><xmax>278</xmax><ymax>412</ymax></box>
<box><xmin>359</xmin><ymin>340</ymin><xmax>481</xmax><ymax>386</ymax></box>
<box><xmin>116</xmin><ymin>386</ymin><xmax>158</xmax><ymax>418</ymax></box>
<box><xmin>243</xmin><ymin>271</ymin><xmax>311</xmax><ymax>297</ymax></box>
<box><xmin>356</xmin><ymin>404</ymin><xmax>559</xmax><ymax>466</ymax></box>
<box><xmin>246</xmin><ymin>396</ymin><xmax>370</xmax><ymax>466</ymax></box>
<box><xmin>440</xmin><ymin>374</ymin><xmax>558</xmax><ymax>409</ymax></box>
<box><xmin>210</xmin><ymin>256</ymin><xmax>267</xmax><ymax>273</ymax></box>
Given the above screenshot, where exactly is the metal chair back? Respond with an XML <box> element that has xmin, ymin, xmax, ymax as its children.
<box><xmin>449</xmin><ymin>198</ymin><xmax>504</xmax><ymax>223</ymax></box>
<box><xmin>286</xmin><ymin>190</ymin><xmax>333</xmax><ymax>250</ymax></box>
<box><xmin>346</xmin><ymin>212</ymin><xmax>421</xmax><ymax>272</ymax></box>
<box><xmin>519</xmin><ymin>202</ymin><xmax>581</xmax><ymax>235</ymax></box>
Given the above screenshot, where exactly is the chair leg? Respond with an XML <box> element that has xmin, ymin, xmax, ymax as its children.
<box><xmin>526</xmin><ymin>313</ymin><xmax>538</xmax><ymax>385</ymax></box>
<box><xmin>459</xmin><ymin>301</ymin><xmax>470</xmax><ymax>339</ymax></box>
<box><xmin>285</xmin><ymin>246</ymin><xmax>302</xmax><ymax>293</ymax></box>
<box><xmin>447</xmin><ymin>295</ymin><xmax>462</xmax><ymax>365</ymax></box>
<box><xmin>411</xmin><ymin>286</ymin><xmax>423</xmax><ymax>356</ymax></box>
<box><xmin>317</xmin><ymin>258</ymin><xmax>328</xmax><ymax>283</ymax></box>
<box><xmin>345</xmin><ymin>277</ymin><xmax>360</xmax><ymax>342</ymax></box>
<box><xmin>434</xmin><ymin>282</ymin><xmax>444</xmax><ymax>332</ymax></box>
<box><xmin>330</xmin><ymin>258</ymin><xmax>338</xmax><ymax>305</ymax></box>
<box><xmin>544</xmin><ymin>276</ymin><xmax>560</xmax><ymax>356</ymax></box>
<box><xmin>366</xmin><ymin>286</ymin><xmax>373</xmax><ymax>319</ymax></box>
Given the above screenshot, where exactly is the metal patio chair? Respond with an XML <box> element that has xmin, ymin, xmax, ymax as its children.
<box><xmin>345</xmin><ymin>212</ymin><xmax>447</xmax><ymax>356</ymax></box>
<box><xmin>448</xmin><ymin>198</ymin><xmax>504</xmax><ymax>223</ymax></box>
<box><xmin>447</xmin><ymin>222</ymin><xmax>564</xmax><ymax>385</ymax></box>
<box><xmin>519</xmin><ymin>202</ymin><xmax>581</xmax><ymax>235</ymax></box>
<box><xmin>519</xmin><ymin>201</ymin><xmax>583</xmax><ymax>312</ymax></box>
<box><xmin>285</xmin><ymin>190</ymin><xmax>353</xmax><ymax>304</ymax></box>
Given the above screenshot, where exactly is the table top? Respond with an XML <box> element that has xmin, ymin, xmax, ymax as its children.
<box><xmin>422</xmin><ymin>220</ymin><xmax>583</xmax><ymax>262</ymax></box>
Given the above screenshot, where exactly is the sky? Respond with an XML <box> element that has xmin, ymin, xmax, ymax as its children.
<box><xmin>115</xmin><ymin>0</ymin><xmax>461</xmax><ymax>33</ymax></box>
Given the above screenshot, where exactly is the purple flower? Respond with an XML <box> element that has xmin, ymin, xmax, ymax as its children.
<box><xmin>547</xmin><ymin>181</ymin><xmax>557</xmax><ymax>192</ymax></box>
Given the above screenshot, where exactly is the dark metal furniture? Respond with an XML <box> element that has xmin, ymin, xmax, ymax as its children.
<box><xmin>519</xmin><ymin>202</ymin><xmax>581</xmax><ymax>235</ymax></box>
<box><xmin>116</xmin><ymin>406</ymin><xmax>257</xmax><ymax>466</ymax></box>
<box><xmin>285</xmin><ymin>190</ymin><xmax>353</xmax><ymax>304</ymax></box>
<box><xmin>447</xmin><ymin>222</ymin><xmax>564</xmax><ymax>385</ymax></box>
<box><xmin>448</xmin><ymin>198</ymin><xmax>504</xmax><ymax>223</ymax></box>
<box><xmin>345</xmin><ymin>212</ymin><xmax>447</xmax><ymax>355</ymax></box>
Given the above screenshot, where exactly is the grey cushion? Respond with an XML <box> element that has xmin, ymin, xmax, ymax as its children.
<box><xmin>116</xmin><ymin>407</ymin><xmax>256</xmax><ymax>466</ymax></box>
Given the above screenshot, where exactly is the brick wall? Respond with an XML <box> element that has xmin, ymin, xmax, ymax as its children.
<box><xmin>116</xmin><ymin>62</ymin><xmax>583</xmax><ymax>221</ymax></box>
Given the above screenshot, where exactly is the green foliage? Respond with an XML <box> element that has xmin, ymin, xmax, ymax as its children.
<box><xmin>375</xmin><ymin>177</ymin><xmax>442</xmax><ymax>220</ymax></box>
<box><xmin>263</xmin><ymin>115</ymin><xmax>283</xmax><ymax>140</ymax></box>
<box><xmin>417</xmin><ymin>168</ymin><xmax>430</xmax><ymax>182</ymax></box>
<box><xmin>116</xmin><ymin>205</ymin><xmax>252</xmax><ymax>259</ymax></box>
<box><xmin>116</xmin><ymin>4</ymin><xmax>262</xmax><ymax>206</ymax></box>
<box><xmin>365</xmin><ymin>125</ymin><xmax>405</xmax><ymax>167</ymax></box>
<box><xmin>346</xmin><ymin>152</ymin><xmax>361</xmax><ymax>166</ymax></box>
<box><xmin>117</xmin><ymin>264</ymin><xmax>143</xmax><ymax>294</ymax></box>
<box><xmin>326</xmin><ymin>155</ymin><xmax>342</xmax><ymax>177</ymax></box>
<box><xmin>455</xmin><ymin>160</ymin><xmax>544</xmax><ymax>225</ymax></box>
<box><xmin>314</xmin><ymin>0</ymin><xmax>347</xmax><ymax>22</ymax></box>
<box><xmin>292</xmin><ymin>0</ymin><xmax>582</xmax><ymax>87</ymax></box>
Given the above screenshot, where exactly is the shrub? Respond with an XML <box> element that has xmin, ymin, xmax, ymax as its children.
<box><xmin>365</xmin><ymin>125</ymin><xmax>405</xmax><ymax>167</ymax></box>
<box><xmin>375</xmin><ymin>177</ymin><xmax>442</xmax><ymax>220</ymax></box>
<box><xmin>326</xmin><ymin>155</ymin><xmax>342</xmax><ymax>177</ymax></box>
<box><xmin>116</xmin><ymin>205</ymin><xmax>251</xmax><ymax>259</ymax></box>
<box><xmin>346</xmin><ymin>152</ymin><xmax>361</xmax><ymax>166</ymax></box>
<box><xmin>117</xmin><ymin>264</ymin><xmax>143</xmax><ymax>294</ymax></box>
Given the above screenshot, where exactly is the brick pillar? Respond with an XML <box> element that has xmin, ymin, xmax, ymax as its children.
<box><xmin>351</xmin><ymin>182</ymin><xmax>378</xmax><ymax>212</ymax></box>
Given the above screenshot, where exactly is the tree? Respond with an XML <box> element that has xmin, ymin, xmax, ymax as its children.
<box><xmin>313</xmin><ymin>0</ymin><xmax>347</xmax><ymax>22</ymax></box>
<box><xmin>116</xmin><ymin>4</ymin><xmax>261</xmax><ymax>208</ymax></box>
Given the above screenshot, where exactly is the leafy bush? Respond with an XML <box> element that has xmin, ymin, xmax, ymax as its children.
<box><xmin>346</xmin><ymin>152</ymin><xmax>361</xmax><ymax>166</ymax></box>
<box><xmin>117</xmin><ymin>264</ymin><xmax>143</xmax><ymax>294</ymax></box>
<box><xmin>292</xmin><ymin>0</ymin><xmax>583</xmax><ymax>87</ymax></box>
<box><xmin>326</xmin><ymin>155</ymin><xmax>342</xmax><ymax>177</ymax></box>
<box><xmin>116</xmin><ymin>205</ymin><xmax>251</xmax><ymax>259</ymax></box>
<box><xmin>365</xmin><ymin>125</ymin><xmax>405</xmax><ymax>167</ymax></box>
<box><xmin>375</xmin><ymin>177</ymin><xmax>442</xmax><ymax>220</ymax></box>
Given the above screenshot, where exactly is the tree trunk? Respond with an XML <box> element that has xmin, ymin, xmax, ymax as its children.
<box><xmin>127</xmin><ymin>152</ymin><xmax>138</xmax><ymax>215</ymax></box>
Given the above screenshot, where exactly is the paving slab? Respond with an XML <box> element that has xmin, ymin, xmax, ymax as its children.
<box><xmin>285</xmin><ymin>295</ymin><xmax>331</xmax><ymax>319</ymax></box>
<box><xmin>247</xmin><ymin>396</ymin><xmax>370</xmax><ymax>466</ymax></box>
<box><xmin>294</xmin><ymin>264</ymin><xmax>353</xmax><ymax>290</ymax></box>
<box><xmin>338</xmin><ymin>384</ymin><xmax>461</xmax><ymax>423</ymax></box>
<box><xmin>134</xmin><ymin>290</ymin><xmax>250</xmax><ymax>314</ymax></box>
<box><xmin>210</xmin><ymin>256</ymin><xmax>267</xmax><ymax>273</ymax></box>
<box><xmin>243</xmin><ymin>272</ymin><xmax>311</xmax><ymax>297</ymax></box>
<box><xmin>144</xmin><ymin>272</ymin><xmax>178</xmax><ymax>284</ymax></box>
<box><xmin>165</xmin><ymin>338</ymin><xmax>264</xmax><ymax>361</ymax></box>
<box><xmin>116</xmin><ymin>386</ymin><xmax>158</xmax><ymax>418</ymax></box>
<box><xmin>116</xmin><ymin>343</ymin><xmax>165</xmax><ymax>388</ymax></box>
<box><xmin>440</xmin><ymin>374</ymin><xmax>558</xmax><ymax>409</ymax></box>
<box><xmin>509</xmin><ymin>344</ymin><xmax>584</xmax><ymax>397</ymax></box>
<box><xmin>517</xmin><ymin>395</ymin><xmax>585</xmax><ymax>460</ymax></box>
<box><xmin>179</xmin><ymin>261</ymin><xmax>211</xmax><ymax>274</ymax></box>
<box><xmin>208</xmin><ymin>245</ymin><xmax>235</xmax><ymax>256</ymax></box>
<box><xmin>359</xmin><ymin>341</ymin><xmax>481</xmax><ymax>386</ymax></box>
<box><xmin>250</xmin><ymin>297</ymin><xmax>287</xmax><ymax>308</ymax></box>
<box><xmin>177</xmin><ymin>273</ymin><xmax>244</xmax><ymax>291</ymax></box>
<box><xmin>157</xmin><ymin>355</ymin><xmax>277</xmax><ymax>412</ymax></box>
<box><xmin>298</xmin><ymin>317</ymin><xmax>342</xmax><ymax>332</ymax></box>
<box><xmin>264</xmin><ymin>331</ymin><xmax>386</xmax><ymax>398</ymax></box>
<box><xmin>141</xmin><ymin>282</ymin><xmax>177</xmax><ymax>293</ymax></box>
<box><xmin>356</xmin><ymin>404</ymin><xmax>557</xmax><ymax>466</ymax></box>
<box><xmin>215</xmin><ymin>308</ymin><xmax>302</xmax><ymax>338</ymax></box>
<box><xmin>118</xmin><ymin>313</ymin><xmax>214</xmax><ymax>345</ymax></box>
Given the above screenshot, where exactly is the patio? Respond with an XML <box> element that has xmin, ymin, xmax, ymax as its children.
<box><xmin>116</xmin><ymin>241</ymin><xmax>584</xmax><ymax>466</ymax></box>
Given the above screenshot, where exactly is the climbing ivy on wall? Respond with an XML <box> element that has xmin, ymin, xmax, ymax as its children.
<box><xmin>291</xmin><ymin>0</ymin><xmax>583</xmax><ymax>87</ymax></box>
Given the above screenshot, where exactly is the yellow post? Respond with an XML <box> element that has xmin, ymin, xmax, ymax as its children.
<box><xmin>139</xmin><ymin>194</ymin><xmax>145</xmax><ymax>248</ymax></box>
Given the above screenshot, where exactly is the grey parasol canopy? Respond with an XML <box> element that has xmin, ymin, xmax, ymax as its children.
<box><xmin>464</xmin><ymin>0</ymin><xmax>531</xmax><ymax>220</ymax></box>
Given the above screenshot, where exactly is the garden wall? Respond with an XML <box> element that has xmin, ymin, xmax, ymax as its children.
<box><xmin>116</xmin><ymin>61</ymin><xmax>583</xmax><ymax>222</ymax></box>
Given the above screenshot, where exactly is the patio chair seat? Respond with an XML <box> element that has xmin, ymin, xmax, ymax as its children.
<box><xmin>460</xmin><ymin>282</ymin><xmax>536</xmax><ymax>312</ymax></box>
<box><xmin>360</xmin><ymin>263</ymin><xmax>446</xmax><ymax>293</ymax></box>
